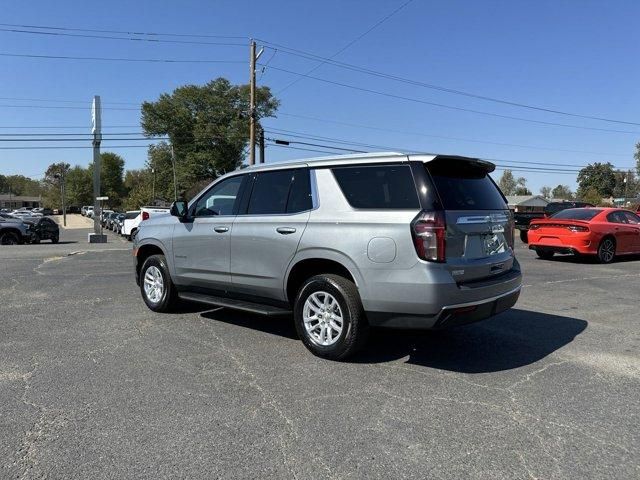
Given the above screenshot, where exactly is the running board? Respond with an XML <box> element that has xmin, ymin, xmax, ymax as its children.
<box><xmin>178</xmin><ymin>292</ymin><xmax>292</xmax><ymax>317</ymax></box>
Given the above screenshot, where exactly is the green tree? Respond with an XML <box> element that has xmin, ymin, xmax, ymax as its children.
<box><xmin>0</xmin><ymin>174</ymin><xmax>42</xmax><ymax>196</ymax></box>
<box><xmin>65</xmin><ymin>166</ymin><xmax>93</xmax><ymax>207</ymax></box>
<box><xmin>88</xmin><ymin>152</ymin><xmax>126</xmax><ymax>208</ymax></box>
<box><xmin>514</xmin><ymin>176</ymin><xmax>531</xmax><ymax>196</ymax></box>
<box><xmin>612</xmin><ymin>170</ymin><xmax>639</xmax><ymax>199</ymax></box>
<box><xmin>577</xmin><ymin>162</ymin><xmax>616</xmax><ymax>198</ymax></box>
<box><xmin>579</xmin><ymin>186</ymin><xmax>603</xmax><ymax>205</ymax></box>
<box><xmin>141</xmin><ymin>77</ymin><xmax>279</xmax><ymax>191</ymax></box>
<box><xmin>540</xmin><ymin>186</ymin><xmax>551</xmax><ymax>198</ymax></box>
<box><xmin>498</xmin><ymin>170</ymin><xmax>517</xmax><ymax>195</ymax></box>
<box><xmin>551</xmin><ymin>185</ymin><xmax>573</xmax><ymax>199</ymax></box>
<box><xmin>42</xmin><ymin>162</ymin><xmax>71</xmax><ymax>208</ymax></box>
<box><xmin>123</xmin><ymin>169</ymin><xmax>152</xmax><ymax>210</ymax></box>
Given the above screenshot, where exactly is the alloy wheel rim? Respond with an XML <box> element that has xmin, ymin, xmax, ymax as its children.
<box><xmin>600</xmin><ymin>240</ymin><xmax>614</xmax><ymax>262</ymax></box>
<box><xmin>303</xmin><ymin>291</ymin><xmax>344</xmax><ymax>346</ymax></box>
<box><xmin>143</xmin><ymin>266</ymin><xmax>164</xmax><ymax>303</ymax></box>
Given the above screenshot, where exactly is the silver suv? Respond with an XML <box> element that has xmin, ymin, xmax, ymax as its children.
<box><xmin>134</xmin><ymin>153</ymin><xmax>521</xmax><ymax>359</ymax></box>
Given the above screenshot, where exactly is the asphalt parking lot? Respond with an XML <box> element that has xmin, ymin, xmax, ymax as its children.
<box><xmin>1</xmin><ymin>228</ymin><xmax>638</xmax><ymax>479</ymax></box>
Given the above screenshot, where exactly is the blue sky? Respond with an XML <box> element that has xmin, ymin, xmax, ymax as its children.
<box><xmin>2</xmin><ymin>0</ymin><xmax>639</xmax><ymax>193</ymax></box>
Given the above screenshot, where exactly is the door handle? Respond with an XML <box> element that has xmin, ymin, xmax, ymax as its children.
<box><xmin>276</xmin><ymin>227</ymin><xmax>296</xmax><ymax>235</ymax></box>
<box><xmin>213</xmin><ymin>226</ymin><xmax>229</xmax><ymax>233</ymax></box>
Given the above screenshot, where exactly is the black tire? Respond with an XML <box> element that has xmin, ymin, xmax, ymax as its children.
<box><xmin>597</xmin><ymin>237</ymin><xmax>616</xmax><ymax>264</ymax></box>
<box><xmin>31</xmin><ymin>234</ymin><xmax>41</xmax><ymax>244</ymax></box>
<box><xmin>519</xmin><ymin>230</ymin><xmax>528</xmax><ymax>244</ymax></box>
<box><xmin>51</xmin><ymin>234</ymin><xmax>59</xmax><ymax>244</ymax></box>
<box><xmin>139</xmin><ymin>254</ymin><xmax>178</xmax><ymax>312</ymax></box>
<box><xmin>0</xmin><ymin>231</ymin><xmax>20</xmax><ymax>245</ymax></box>
<box><xmin>294</xmin><ymin>274</ymin><xmax>369</xmax><ymax>361</ymax></box>
<box><xmin>535</xmin><ymin>249</ymin><xmax>554</xmax><ymax>260</ymax></box>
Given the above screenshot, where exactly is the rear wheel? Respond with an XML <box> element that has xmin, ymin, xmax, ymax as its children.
<box><xmin>535</xmin><ymin>249</ymin><xmax>554</xmax><ymax>260</ymax></box>
<box><xmin>140</xmin><ymin>254</ymin><xmax>178</xmax><ymax>312</ymax></box>
<box><xmin>294</xmin><ymin>274</ymin><xmax>368</xmax><ymax>360</ymax></box>
<box><xmin>0</xmin><ymin>231</ymin><xmax>20</xmax><ymax>245</ymax></box>
<box><xmin>597</xmin><ymin>237</ymin><xmax>616</xmax><ymax>264</ymax></box>
<box><xmin>51</xmin><ymin>234</ymin><xmax>59</xmax><ymax>244</ymax></box>
<box><xmin>31</xmin><ymin>234</ymin><xmax>41</xmax><ymax>244</ymax></box>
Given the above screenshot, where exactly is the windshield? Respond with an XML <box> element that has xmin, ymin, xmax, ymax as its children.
<box><xmin>552</xmin><ymin>208</ymin><xmax>601</xmax><ymax>220</ymax></box>
<box><xmin>125</xmin><ymin>211</ymin><xmax>140</xmax><ymax>219</ymax></box>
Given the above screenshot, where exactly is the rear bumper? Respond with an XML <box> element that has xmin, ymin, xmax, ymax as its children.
<box><xmin>366</xmin><ymin>277</ymin><xmax>521</xmax><ymax>330</ymax></box>
<box><xmin>528</xmin><ymin>241</ymin><xmax>595</xmax><ymax>255</ymax></box>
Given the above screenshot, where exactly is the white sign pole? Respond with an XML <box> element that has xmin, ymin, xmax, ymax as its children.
<box><xmin>90</xmin><ymin>96</ymin><xmax>105</xmax><ymax>242</ymax></box>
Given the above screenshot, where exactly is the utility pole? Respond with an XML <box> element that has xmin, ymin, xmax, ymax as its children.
<box><xmin>171</xmin><ymin>145</ymin><xmax>178</xmax><ymax>201</ymax></box>
<box><xmin>151</xmin><ymin>167</ymin><xmax>156</xmax><ymax>204</ymax></box>
<box><xmin>259</xmin><ymin>127</ymin><xmax>265</xmax><ymax>164</ymax></box>
<box><xmin>90</xmin><ymin>95</ymin><xmax>106</xmax><ymax>242</ymax></box>
<box><xmin>248</xmin><ymin>39</ymin><xmax>263</xmax><ymax>166</ymax></box>
<box><xmin>54</xmin><ymin>170</ymin><xmax>66</xmax><ymax>227</ymax></box>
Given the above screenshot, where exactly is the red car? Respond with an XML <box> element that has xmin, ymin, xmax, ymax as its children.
<box><xmin>528</xmin><ymin>207</ymin><xmax>640</xmax><ymax>263</ymax></box>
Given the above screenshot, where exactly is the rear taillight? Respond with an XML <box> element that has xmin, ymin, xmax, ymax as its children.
<box><xmin>567</xmin><ymin>225</ymin><xmax>589</xmax><ymax>232</ymax></box>
<box><xmin>142</xmin><ymin>211</ymin><xmax>150</xmax><ymax>221</ymax></box>
<box><xmin>411</xmin><ymin>210</ymin><xmax>446</xmax><ymax>262</ymax></box>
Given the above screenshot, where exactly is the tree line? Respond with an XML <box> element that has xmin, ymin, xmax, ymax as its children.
<box><xmin>3</xmin><ymin>75</ymin><xmax>640</xmax><ymax>211</ymax></box>
<box><xmin>499</xmin><ymin>148</ymin><xmax>640</xmax><ymax>206</ymax></box>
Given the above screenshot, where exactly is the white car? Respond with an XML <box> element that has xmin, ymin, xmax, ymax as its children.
<box><xmin>86</xmin><ymin>206</ymin><xmax>95</xmax><ymax>218</ymax></box>
<box><xmin>122</xmin><ymin>207</ymin><xmax>169</xmax><ymax>240</ymax></box>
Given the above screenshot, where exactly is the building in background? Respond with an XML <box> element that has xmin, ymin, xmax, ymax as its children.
<box><xmin>0</xmin><ymin>194</ymin><xmax>42</xmax><ymax>210</ymax></box>
<box><xmin>505</xmin><ymin>195</ymin><xmax>549</xmax><ymax>214</ymax></box>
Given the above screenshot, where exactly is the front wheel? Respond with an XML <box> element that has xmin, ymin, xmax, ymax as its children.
<box><xmin>597</xmin><ymin>237</ymin><xmax>616</xmax><ymax>264</ymax></box>
<box><xmin>0</xmin><ymin>231</ymin><xmax>20</xmax><ymax>245</ymax></box>
<box><xmin>139</xmin><ymin>254</ymin><xmax>178</xmax><ymax>312</ymax></box>
<box><xmin>294</xmin><ymin>274</ymin><xmax>369</xmax><ymax>361</ymax></box>
<box><xmin>51</xmin><ymin>234</ymin><xmax>59</xmax><ymax>244</ymax></box>
<box><xmin>31</xmin><ymin>234</ymin><xmax>41</xmax><ymax>244</ymax></box>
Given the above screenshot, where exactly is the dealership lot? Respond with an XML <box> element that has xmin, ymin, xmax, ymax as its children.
<box><xmin>1</xmin><ymin>230</ymin><xmax>638</xmax><ymax>479</ymax></box>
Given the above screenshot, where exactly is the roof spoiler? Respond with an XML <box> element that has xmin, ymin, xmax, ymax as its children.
<box><xmin>427</xmin><ymin>155</ymin><xmax>496</xmax><ymax>173</ymax></box>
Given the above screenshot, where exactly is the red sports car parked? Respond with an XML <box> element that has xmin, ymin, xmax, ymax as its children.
<box><xmin>528</xmin><ymin>207</ymin><xmax>640</xmax><ymax>263</ymax></box>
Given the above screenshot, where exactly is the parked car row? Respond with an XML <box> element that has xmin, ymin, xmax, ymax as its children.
<box><xmin>99</xmin><ymin>207</ymin><xmax>169</xmax><ymax>240</ymax></box>
<box><xmin>0</xmin><ymin>211</ymin><xmax>59</xmax><ymax>245</ymax></box>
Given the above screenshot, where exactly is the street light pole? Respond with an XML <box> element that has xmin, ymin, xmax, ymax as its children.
<box><xmin>92</xmin><ymin>95</ymin><xmax>102</xmax><ymax>236</ymax></box>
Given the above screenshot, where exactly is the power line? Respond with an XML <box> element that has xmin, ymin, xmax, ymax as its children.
<box><xmin>0</xmin><ymin>104</ymin><xmax>139</xmax><ymax>111</ymax></box>
<box><xmin>261</xmin><ymin>64</ymin><xmax>640</xmax><ymax>135</ymax></box>
<box><xmin>260</xmin><ymin>41</ymin><xmax>640</xmax><ymax>127</ymax></box>
<box><xmin>0</xmin><ymin>52</ymin><xmax>245</xmax><ymax>65</ymax></box>
<box><xmin>0</xmin><ymin>125</ymin><xmax>139</xmax><ymax>129</ymax></box>
<box><xmin>272</xmin><ymin>112</ymin><xmax>631</xmax><ymax>157</ymax></box>
<box><xmin>0</xmin><ymin>145</ymin><xmax>156</xmax><ymax>150</ymax></box>
<box><xmin>0</xmin><ymin>22</ymin><xmax>247</xmax><ymax>39</ymax></box>
<box><xmin>267</xmin><ymin>142</ymin><xmax>354</xmax><ymax>156</ymax></box>
<box><xmin>0</xmin><ymin>27</ymin><xmax>246</xmax><ymax>46</ymax></box>
<box><xmin>276</xmin><ymin>0</ymin><xmax>415</xmax><ymax>94</ymax></box>
<box><xmin>265</xmin><ymin>137</ymin><xmax>365</xmax><ymax>153</ymax></box>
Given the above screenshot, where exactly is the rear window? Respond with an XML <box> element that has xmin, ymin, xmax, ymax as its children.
<box><xmin>125</xmin><ymin>211</ymin><xmax>140</xmax><ymax>219</ymax></box>
<box><xmin>332</xmin><ymin>165</ymin><xmax>419</xmax><ymax>209</ymax></box>
<box><xmin>552</xmin><ymin>208</ymin><xmax>601</xmax><ymax>220</ymax></box>
<box><xmin>426</xmin><ymin>162</ymin><xmax>506</xmax><ymax>210</ymax></box>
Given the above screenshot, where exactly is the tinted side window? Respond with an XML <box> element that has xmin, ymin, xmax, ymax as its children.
<box><xmin>247</xmin><ymin>170</ymin><xmax>294</xmax><ymax>215</ymax></box>
<box><xmin>623</xmin><ymin>211</ymin><xmax>640</xmax><ymax>225</ymax></box>
<box><xmin>332</xmin><ymin>165</ymin><xmax>419</xmax><ymax>209</ymax></box>
<box><xmin>194</xmin><ymin>175</ymin><xmax>244</xmax><ymax>217</ymax></box>
<box><xmin>607</xmin><ymin>212</ymin><xmax>627</xmax><ymax>224</ymax></box>
<box><xmin>287</xmin><ymin>169</ymin><xmax>313</xmax><ymax>213</ymax></box>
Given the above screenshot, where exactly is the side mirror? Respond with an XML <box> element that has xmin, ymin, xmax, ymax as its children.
<box><xmin>170</xmin><ymin>200</ymin><xmax>189</xmax><ymax>218</ymax></box>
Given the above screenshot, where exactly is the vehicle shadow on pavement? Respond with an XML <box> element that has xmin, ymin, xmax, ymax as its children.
<box><xmin>354</xmin><ymin>309</ymin><xmax>587</xmax><ymax>372</ymax></box>
<box><xmin>200</xmin><ymin>309</ymin><xmax>299</xmax><ymax>339</ymax></box>
<box><xmin>537</xmin><ymin>254</ymin><xmax>640</xmax><ymax>264</ymax></box>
